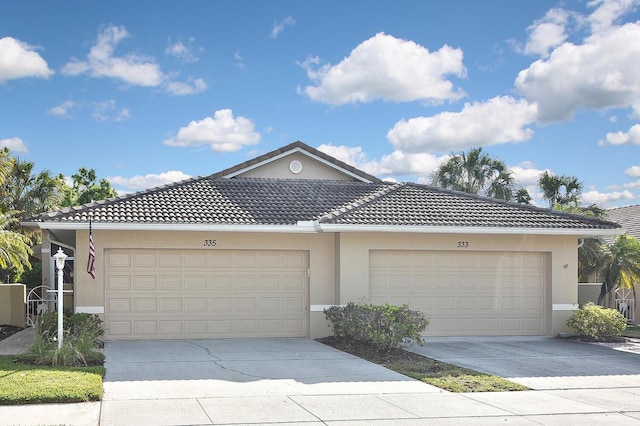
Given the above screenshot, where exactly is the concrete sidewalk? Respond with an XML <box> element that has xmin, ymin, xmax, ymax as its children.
<box><xmin>1</xmin><ymin>335</ymin><xmax>640</xmax><ymax>425</ymax></box>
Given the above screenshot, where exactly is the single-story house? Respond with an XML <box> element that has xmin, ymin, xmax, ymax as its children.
<box><xmin>21</xmin><ymin>141</ymin><xmax>623</xmax><ymax>340</ymax></box>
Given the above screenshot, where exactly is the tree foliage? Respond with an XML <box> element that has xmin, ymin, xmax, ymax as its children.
<box><xmin>59</xmin><ymin>167</ymin><xmax>117</xmax><ymax>207</ymax></box>
<box><xmin>597</xmin><ymin>234</ymin><xmax>640</xmax><ymax>305</ymax></box>
<box><xmin>432</xmin><ymin>147</ymin><xmax>516</xmax><ymax>201</ymax></box>
<box><xmin>538</xmin><ymin>171</ymin><xmax>582</xmax><ymax>209</ymax></box>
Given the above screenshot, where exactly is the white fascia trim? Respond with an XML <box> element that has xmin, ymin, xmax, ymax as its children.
<box><xmin>318</xmin><ymin>224</ymin><xmax>624</xmax><ymax>237</ymax></box>
<box><xmin>29</xmin><ymin>222</ymin><xmax>320</xmax><ymax>233</ymax></box>
<box><xmin>223</xmin><ymin>147</ymin><xmax>374</xmax><ymax>183</ymax></box>
<box><xmin>76</xmin><ymin>306</ymin><xmax>104</xmax><ymax>314</ymax></box>
<box><xmin>552</xmin><ymin>304</ymin><xmax>579</xmax><ymax>311</ymax></box>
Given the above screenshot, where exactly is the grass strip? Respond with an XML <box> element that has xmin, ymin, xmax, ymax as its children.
<box><xmin>623</xmin><ymin>325</ymin><xmax>640</xmax><ymax>339</ymax></box>
<box><xmin>387</xmin><ymin>358</ymin><xmax>529</xmax><ymax>393</ymax></box>
<box><xmin>0</xmin><ymin>355</ymin><xmax>104</xmax><ymax>405</ymax></box>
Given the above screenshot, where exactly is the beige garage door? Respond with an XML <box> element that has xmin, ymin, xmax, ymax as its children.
<box><xmin>104</xmin><ymin>249</ymin><xmax>308</xmax><ymax>340</ymax></box>
<box><xmin>370</xmin><ymin>250</ymin><xmax>547</xmax><ymax>336</ymax></box>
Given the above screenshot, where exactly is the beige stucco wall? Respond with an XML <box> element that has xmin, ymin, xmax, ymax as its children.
<box><xmin>334</xmin><ymin>232</ymin><xmax>580</xmax><ymax>336</ymax></box>
<box><xmin>71</xmin><ymin>228</ymin><xmax>581</xmax><ymax>338</ymax></box>
<box><xmin>0</xmin><ymin>284</ymin><xmax>26</xmax><ymax>327</ymax></box>
<box><xmin>238</xmin><ymin>153</ymin><xmax>355</xmax><ymax>181</ymax></box>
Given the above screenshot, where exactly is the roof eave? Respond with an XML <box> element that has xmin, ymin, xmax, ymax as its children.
<box><xmin>20</xmin><ymin>221</ymin><xmax>321</xmax><ymax>233</ymax></box>
<box><xmin>317</xmin><ymin>224</ymin><xmax>624</xmax><ymax>237</ymax></box>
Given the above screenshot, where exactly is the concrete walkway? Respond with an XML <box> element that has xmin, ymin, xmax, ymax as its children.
<box><xmin>1</xmin><ymin>333</ymin><xmax>640</xmax><ymax>425</ymax></box>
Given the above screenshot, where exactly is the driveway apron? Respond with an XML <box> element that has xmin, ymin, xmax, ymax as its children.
<box><xmin>409</xmin><ymin>336</ymin><xmax>640</xmax><ymax>390</ymax></box>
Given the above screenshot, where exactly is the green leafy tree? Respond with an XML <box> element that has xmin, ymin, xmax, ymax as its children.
<box><xmin>515</xmin><ymin>187</ymin><xmax>532</xmax><ymax>204</ymax></box>
<box><xmin>60</xmin><ymin>167</ymin><xmax>117</xmax><ymax>207</ymax></box>
<box><xmin>538</xmin><ymin>171</ymin><xmax>582</xmax><ymax>209</ymax></box>
<box><xmin>596</xmin><ymin>234</ymin><xmax>640</xmax><ymax>306</ymax></box>
<box><xmin>0</xmin><ymin>158</ymin><xmax>62</xmax><ymax>217</ymax></box>
<box><xmin>432</xmin><ymin>147</ymin><xmax>516</xmax><ymax>201</ymax></box>
<box><xmin>0</xmin><ymin>211</ymin><xmax>32</xmax><ymax>277</ymax></box>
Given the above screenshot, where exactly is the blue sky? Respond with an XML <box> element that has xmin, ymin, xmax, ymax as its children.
<box><xmin>1</xmin><ymin>0</ymin><xmax>640</xmax><ymax>208</ymax></box>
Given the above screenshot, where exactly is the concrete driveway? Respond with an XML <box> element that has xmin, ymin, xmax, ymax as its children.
<box><xmin>4</xmin><ymin>336</ymin><xmax>640</xmax><ymax>424</ymax></box>
<box><xmin>409</xmin><ymin>336</ymin><xmax>640</xmax><ymax>390</ymax></box>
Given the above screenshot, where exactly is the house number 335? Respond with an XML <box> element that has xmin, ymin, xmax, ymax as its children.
<box><xmin>203</xmin><ymin>239</ymin><xmax>217</xmax><ymax>247</ymax></box>
<box><xmin>457</xmin><ymin>241</ymin><xmax>469</xmax><ymax>248</ymax></box>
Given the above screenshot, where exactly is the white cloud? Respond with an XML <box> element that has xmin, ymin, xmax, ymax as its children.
<box><xmin>515</xmin><ymin>20</ymin><xmax>640</xmax><ymax>122</ymax></box>
<box><xmin>582</xmin><ymin>188</ymin><xmax>635</xmax><ymax>205</ymax></box>
<box><xmin>317</xmin><ymin>144</ymin><xmax>443</xmax><ymax>179</ymax></box>
<box><xmin>625</xmin><ymin>165</ymin><xmax>640</xmax><ymax>177</ymax></box>
<box><xmin>299</xmin><ymin>32</ymin><xmax>466</xmax><ymax>105</ymax></box>
<box><xmin>62</xmin><ymin>25</ymin><xmax>164</xmax><ymax>87</ymax></box>
<box><xmin>165</xmin><ymin>38</ymin><xmax>201</xmax><ymax>63</ymax></box>
<box><xmin>510</xmin><ymin>164</ymin><xmax>548</xmax><ymax>187</ymax></box>
<box><xmin>93</xmin><ymin>99</ymin><xmax>131</xmax><ymax>122</ymax></box>
<box><xmin>62</xmin><ymin>25</ymin><xmax>206</xmax><ymax>95</ymax></box>
<box><xmin>588</xmin><ymin>0</ymin><xmax>638</xmax><ymax>34</ymax></box>
<box><xmin>0</xmin><ymin>137</ymin><xmax>28</xmax><ymax>153</ymax></box>
<box><xmin>600</xmin><ymin>123</ymin><xmax>640</xmax><ymax>145</ymax></box>
<box><xmin>386</xmin><ymin>96</ymin><xmax>538</xmax><ymax>153</ymax></box>
<box><xmin>234</xmin><ymin>51</ymin><xmax>245</xmax><ymax>69</ymax></box>
<box><xmin>163</xmin><ymin>109</ymin><xmax>261</xmax><ymax>152</ymax></box>
<box><xmin>165</xmin><ymin>77</ymin><xmax>207</xmax><ymax>95</ymax></box>
<box><xmin>48</xmin><ymin>100</ymin><xmax>78</xmax><ymax>118</ymax></box>
<box><xmin>523</xmin><ymin>8</ymin><xmax>570</xmax><ymax>57</ymax></box>
<box><xmin>270</xmin><ymin>16</ymin><xmax>295</xmax><ymax>38</ymax></box>
<box><xmin>109</xmin><ymin>170</ymin><xmax>191</xmax><ymax>190</ymax></box>
<box><xmin>0</xmin><ymin>37</ymin><xmax>53</xmax><ymax>83</ymax></box>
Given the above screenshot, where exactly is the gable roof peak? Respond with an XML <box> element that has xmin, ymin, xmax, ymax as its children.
<box><xmin>209</xmin><ymin>141</ymin><xmax>382</xmax><ymax>183</ymax></box>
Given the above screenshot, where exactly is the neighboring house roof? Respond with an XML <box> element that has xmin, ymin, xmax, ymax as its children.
<box><xmin>24</xmin><ymin>176</ymin><xmax>621</xmax><ymax>235</ymax></box>
<box><xmin>606</xmin><ymin>205</ymin><xmax>640</xmax><ymax>240</ymax></box>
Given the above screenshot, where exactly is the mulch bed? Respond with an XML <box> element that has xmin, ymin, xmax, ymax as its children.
<box><xmin>0</xmin><ymin>325</ymin><xmax>23</xmax><ymax>342</ymax></box>
<box><xmin>316</xmin><ymin>335</ymin><xmax>428</xmax><ymax>365</ymax></box>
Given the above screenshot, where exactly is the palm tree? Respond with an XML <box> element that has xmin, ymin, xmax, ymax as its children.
<box><xmin>0</xmin><ymin>211</ymin><xmax>32</xmax><ymax>276</ymax></box>
<box><xmin>432</xmin><ymin>147</ymin><xmax>516</xmax><ymax>201</ymax></box>
<box><xmin>0</xmin><ymin>158</ymin><xmax>62</xmax><ymax>217</ymax></box>
<box><xmin>596</xmin><ymin>234</ymin><xmax>640</xmax><ymax>307</ymax></box>
<box><xmin>538</xmin><ymin>171</ymin><xmax>582</xmax><ymax>209</ymax></box>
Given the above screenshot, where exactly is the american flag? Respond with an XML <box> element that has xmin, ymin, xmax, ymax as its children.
<box><xmin>87</xmin><ymin>221</ymin><xmax>96</xmax><ymax>279</ymax></box>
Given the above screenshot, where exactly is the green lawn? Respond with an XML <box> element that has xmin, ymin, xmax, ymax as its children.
<box><xmin>386</xmin><ymin>357</ymin><xmax>529</xmax><ymax>393</ymax></box>
<box><xmin>623</xmin><ymin>325</ymin><xmax>640</xmax><ymax>339</ymax></box>
<box><xmin>0</xmin><ymin>356</ymin><xmax>104</xmax><ymax>405</ymax></box>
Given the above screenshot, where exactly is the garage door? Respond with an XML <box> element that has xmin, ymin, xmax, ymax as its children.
<box><xmin>369</xmin><ymin>250</ymin><xmax>547</xmax><ymax>336</ymax></box>
<box><xmin>104</xmin><ymin>249</ymin><xmax>308</xmax><ymax>340</ymax></box>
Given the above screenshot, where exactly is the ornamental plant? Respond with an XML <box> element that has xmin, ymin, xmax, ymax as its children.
<box><xmin>566</xmin><ymin>302</ymin><xmax>626</xmax><ymax>341</ymax></box>
<box><xmin>25</xmin><ymin>312</ymin><xmax>104</xmax><ymax>366</ymax></box>
<box><xmin>324</xmin><ymin>302</ymin><xmax>429</xmax><ymax>349</ymax></box>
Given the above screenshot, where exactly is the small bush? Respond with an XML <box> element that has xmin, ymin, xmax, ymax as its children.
<box><xmin>27</xmin><ymin>312</ymin><xmax>104</xmax><ymax>366</ymax></box>
<box><xmin>566</xmin><ymin>302</ymin><xmax>626</xmax><ymax>341</ymax></box>
<box><xmin>324</xmin><ymin>302</ymin><xmax>429</xmax><ymax>349</ymax></box>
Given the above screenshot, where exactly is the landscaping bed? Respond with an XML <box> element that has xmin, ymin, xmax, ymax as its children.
<box><xmin>317</xmin><ymin>336</ymin><xmax>529</xmax><ymax>393</ymax></box>
<box><xmin>0</xmin><ymin>325</ymin><xmax>22</xmax><ymax>341</ymax></box>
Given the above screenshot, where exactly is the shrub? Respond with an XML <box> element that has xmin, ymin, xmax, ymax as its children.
<box><xmin>27</xmin><ymin>312</ymin><xmax>104</xmax><ymax>366</ymax></box>
<box><xmin>566</xmin><ymin>302</ymin><xmax>626</xmax><ymax>341</ymax></box>
<box><xmin>324</xmin><ymin>302</ymin><xmax>429</xmax><ymax>349</ymax></box>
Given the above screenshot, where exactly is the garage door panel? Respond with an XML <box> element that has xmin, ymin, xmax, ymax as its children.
<box><xmin>159</xmin><ymin>276</ymin><xmax>182</xmax><ymax>290</ymax></box>
<box><xmin>107</xmin><ymin>276</ymin><xmax>131</xmax><ymax>290</ymax></box>
<box><xmin>133</xmin><ymin>252</ymin><xmax>157</xmax><ymax>268</ymax></box>
<box><xmin>105</xmin><ymin>249</ymin><xmax>308</xmax><ymax>339</ymax></box>
<box><xmin>159</xmin><ymin>252</ymin><xmax>182</xmax><ymax>268</ymax></box>
<box><xmin>369</xmin><ymin>250</ymin><xmax>547</xmax><ymax>336</ymax></box>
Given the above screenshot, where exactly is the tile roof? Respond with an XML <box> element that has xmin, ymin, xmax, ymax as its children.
<box><xmin>320</xmin><ymin>182</ymin><xmax>620</xmax><ymax>230</ymax></box>
<box><xmin>606</xmin><ymin>205</ymin><xmax>640</xmax><ymax>239</ymax></box>
<box><xmin>28</xmin><ymin>177</ymin><xmax>620</xmax><ymax>231</ymax></box>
